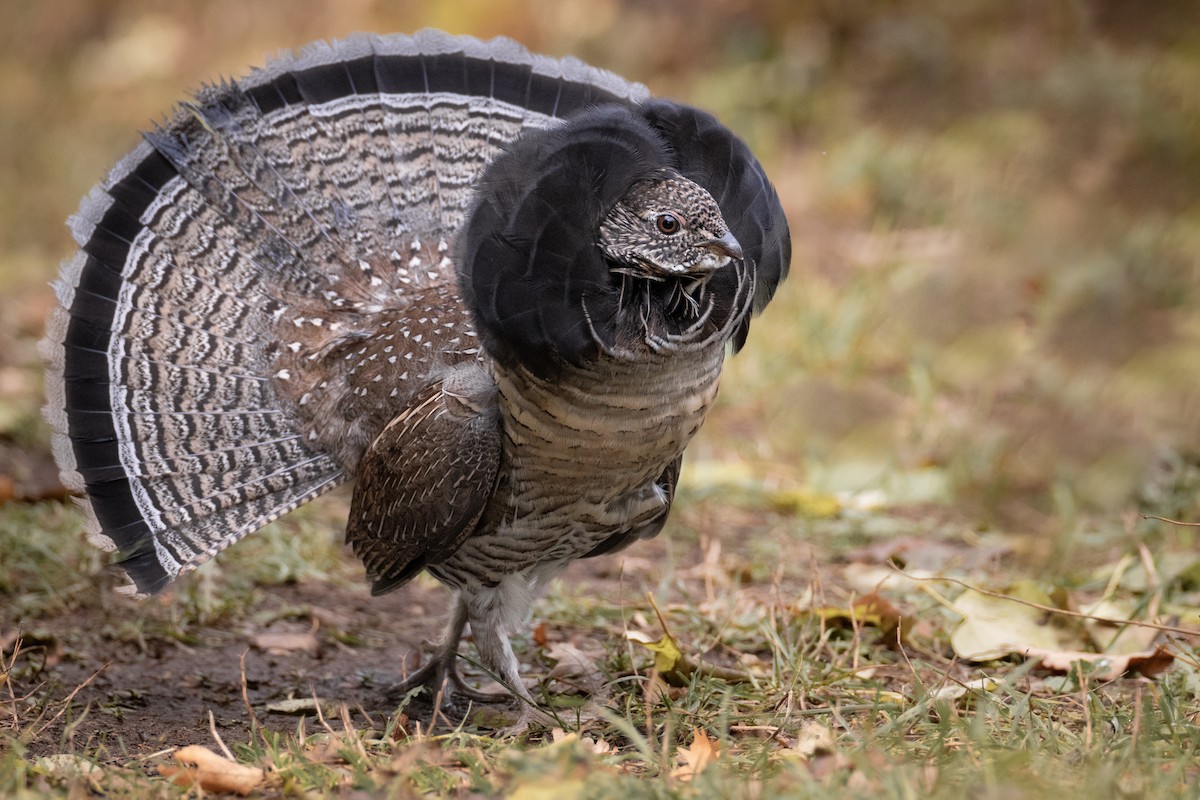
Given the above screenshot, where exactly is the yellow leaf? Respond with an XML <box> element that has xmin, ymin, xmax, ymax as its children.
<box><xmin>626</xmin><ymin>629</ymin><xmax>686</xmax><ymax>679</ymax></box>
<box><xmin>509</xmin><ymin>778</ymin><xmax>588</xmax><ymax>800</ymax></box>
<box><xmin>766</xmin><ymin>487</ymin><xmax>842</xmax><ymax>518</ymax></box>
<box><xmin>1079</xmin><ymin>599</ymin><xmax>1160</xmax><ymax>655</ymax></box>
<box><xmin>810</xmin><ymin>591</ymin><xmax>907</xmax><ymax>646</ymax></box>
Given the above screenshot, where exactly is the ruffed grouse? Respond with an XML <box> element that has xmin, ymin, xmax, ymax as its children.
<box><xmin>42</xmin><ymin>30</ymin><xmax>790</xmax><ymax>729</ymax></box>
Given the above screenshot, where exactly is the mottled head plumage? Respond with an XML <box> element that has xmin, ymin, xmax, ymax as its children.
<box><xmin>598</xmin><ymin>174</ymin><xmax>743</xmax><ymax>279</ymax></box>
<box><xmin>637</xmin><ymin>100</ymin><xmax>792</xmax><ymax>351</ymax></box>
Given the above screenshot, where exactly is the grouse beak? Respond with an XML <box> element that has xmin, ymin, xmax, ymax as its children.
<box><xmin>703</xmin><ymin>230</ymin><xmax>744</xmax><ymax>262</ymax></box>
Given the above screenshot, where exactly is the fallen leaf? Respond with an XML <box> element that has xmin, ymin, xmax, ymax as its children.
<box><xmin>1025</xmin><ymin>644</ymin><xmax>1174</xmax><ymax>681</ymax></box>
<box><xmin>532</xmin><ymin>622</ymin><xmax>549</xmax><ymax>648</ymax></box>
<box><xmin>251</xmin><ymin>630</ymin><xmax>319</xmax><ymax>655</ymax></box>
<box><xmin>929</xmin><ymin>676</ymin><xmax>999</xmax><ymax>703</ymax></box>
<box><xmin>767</xmin><ymin>486</ymin><xmax>842</xmax><ymax>518</ymax></box>
<box><xmin>303</xmin><ymin>736</ymin><xmax>347</xmax><ymax>765</ymax></box>
<box><xmin>159</xmin><ymin>745</ymin><xmax>265</xmax><ymax>795</ymax></box>
<box><xmin>670</xmin><ymin>728</ymin><xmax>720</xmax><ymax>782</ymax></box>
<box><xmin>36</xmin><ymin>754</ymin><xmax>102</xmax><ymax>784</ymax></box>
<box><xmin>791</xmin><ymin>722</ymin><xmax>835</xmax><ymax>758</ymax></box>
<box><xmin>1078</xmin><ymin>599</ymin><xmax>1160</xmax><ymax>655</ymax></box>
<box><xmin>950</xmin><ymin>588</ymin><xmax>1080</xmax><ymax>661</ymax></box>
<box><xmin>811</xmin><ymin>591</ymin><xmax>908</xmax><ymax>646</ymax></box>
<box><xmin>842</xmin><ymin>562</ymin><xmax>926</xmax><ymax>594</ymax></box>
<box><xmin>848</xmin><ymin>535</ymin><xmax>1012</xmax><ymax>572</ymax></box>
<box><xmin>509</xmin><ymin>778</ymin><xmax>588</xmax><ymax>800</ymax></box>
<box><xmin>546</xmin><ymin>642</ymin><xmax>598</xmax><ymax>680</ymax></box>
<box><xmin>546</xmin><ymin>642</ymin><xmax>604</xmax><ymax>693</ymax></box>
<box><xmin>266</xmin><ymin>697</ymin><xmax>333</xmax><ymax>715</ymax></box>
<box><xmin>626</xmin><ymin>629</ymin><xmax>687</xmax><ymax>685</ymax></box>
<box><xmin>586</xmin><ymin>736</ymin><xmax>615</xmax><ymax>755</ymax></box>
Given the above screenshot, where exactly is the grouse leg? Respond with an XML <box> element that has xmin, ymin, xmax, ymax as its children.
<box><xmin>388</xmin><ymin>596</ymin><xmax>471</xmax><ymax>704</ymax></box>
<box><xmin>387</xmin><ymin>594</ymin><xmax>519</xmax><ymax>707</ymax></box>
<box><xmin>469</xmin><ymin>617</ymin><xmax>559</xmax><ymax>735</ymax></box>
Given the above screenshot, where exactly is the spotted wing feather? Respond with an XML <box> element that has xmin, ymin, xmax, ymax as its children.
<box><xmin>346</xmin><ymin>365</ymin><xmax>501</xmax><ymax>595</ymax></box>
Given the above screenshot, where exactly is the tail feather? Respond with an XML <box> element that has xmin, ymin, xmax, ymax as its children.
<box><xmin>117</xmin><ymin>470</ymin><xmax>344</xmax><ymax>595</ymax></box>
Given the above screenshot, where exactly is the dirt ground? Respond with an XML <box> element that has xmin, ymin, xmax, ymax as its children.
<box><xmin>7</xmin><ymin>532</ymin><xmax>698</xmax><ymax>760</ymax></box>
<box><xmin>15</xmin><ymin>578</ymin><xmax>437</xmax><ymax>757</ymax></box>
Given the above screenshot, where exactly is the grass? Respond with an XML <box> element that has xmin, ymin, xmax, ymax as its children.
<box><xmin>3</xmin><ymin>0</ymin><xmax>1200</xmax><ymax>797</ymax></box>
<box><xmin>3</xmin><ymin>488</ymin><xmax>1199</xmax><ymax>796</ymax></box>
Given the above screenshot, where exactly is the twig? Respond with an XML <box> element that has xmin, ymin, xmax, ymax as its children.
<box><xmin>208</xmin><ymin>709</ymin><xmax>235</xmax><ymax>760</ymax></box>
<box><xmin>1143</xmin><ymin>514</ymin><xmax>1200</xmax><ymax>527</ymax></box>
<box><xmin>730</xmin><ymin>723</ymin><xmax>791</xmax><ymax>746</ymax></box>
<box><xmin>678</xmin><ymin>654</ymin><xmax>754</xmax><ymax>684</ymax></box>
<box><xmin>1078</xmin><ymin>661</ymin><xmax>1093</xmax><ymax>749</ymax></box>
<box><xmin>239</xmin><ymin>649</ymin><xmax>264</xmax><ymax>739</ymax></box>
<box><xmin>338</xmin><ymin>703</ymin><xmax>369</xmax><ymax>761</ymax></box>
<box><xmin>311</xmin><ymin>687</ymin><xmax>337</xmax><ymax>737</ymax></box>
<box><xmin>2</xmin><ymin>631</ymin><xmax>24</xmax><ymax>730</ymax></box>
<box><xmin>429</xmin><ymin>677</ymin><xmax>451</xmax><ymax>733</ymax></box>
<box><xmin>33</xmin><ymin>663</ymin><xmax>108</xmax><ymax>739</ymax></box>
<box><xmin>1131</xmin><ymin>685</ymin><xmax>1143</xmax><ymax>743</ymax></box>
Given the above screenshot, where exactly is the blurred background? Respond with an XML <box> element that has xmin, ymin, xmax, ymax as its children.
<box><xmin>2</xmin><ymin>0</ymin><xmax>1199</xmax><ymax>543</ymax></box>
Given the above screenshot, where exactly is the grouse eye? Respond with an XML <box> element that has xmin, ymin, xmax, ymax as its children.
<box><xmin>656</xmin><ymin>213</ymin><xmax>682</xmax><ymax>235</ymax></box>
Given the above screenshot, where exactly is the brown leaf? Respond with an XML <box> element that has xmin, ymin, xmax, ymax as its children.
<box><xmin>159</xmin><ymin>745</ymin><xmax>264</xmax><ymax>795</ymax></box>
<box><xmin>670</xmin><ymin>728</ymin><xmax>720</xmax><ymax>782</ymax></box>
<box><xmin>545</xmin><ymin>642</ymin><xmax>603</xmax><ymax>692</ymax></box>
<box><xmin>532</xmin><ymin>622</ymin><xmax>549</xmax><ymax>649</ymax></box>
<box><xmin>1026</xmin><ymin>644</ymin><xmax>1174</xmax><ymax>681</ymax></box>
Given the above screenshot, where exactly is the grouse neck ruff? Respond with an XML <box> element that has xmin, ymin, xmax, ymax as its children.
<box><xmin>43</xmin><ymin>30</ymin><xmax>790</xmax><ymax>731</ymax></box>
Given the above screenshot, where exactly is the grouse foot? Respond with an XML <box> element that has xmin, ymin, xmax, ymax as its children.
<box><xmin>386</xmin><ymin>647</ymin><xmax>512</xmax><ymax>707</ymax></box>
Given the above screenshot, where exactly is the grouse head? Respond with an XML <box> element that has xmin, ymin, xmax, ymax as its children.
<box><xmin>457</xmin><ymin>102</ymin><xmax>789</xmax><ymax>379</ymax></box>
<box><xmin>597</xmin><ymin>174</ymin><xmax>743</xmax><ymax>280</ymax></box>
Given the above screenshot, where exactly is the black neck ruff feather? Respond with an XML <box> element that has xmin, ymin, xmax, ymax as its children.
<box><xmin>457</xmin><ymin>100</ymin><xmax>790</xmax><ymax>378</ymax></box>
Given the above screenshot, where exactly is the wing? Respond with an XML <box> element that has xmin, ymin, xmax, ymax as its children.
<box><xmin>345</xmin><ymin>363</ymin><xmax>501</xmax><ymax>595</ymax></box>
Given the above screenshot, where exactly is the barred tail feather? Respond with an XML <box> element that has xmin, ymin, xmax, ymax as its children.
<box><xmin>43</xmin><ymin>120</ymin><xmax>347</xmax><ymax>596</ymax></box>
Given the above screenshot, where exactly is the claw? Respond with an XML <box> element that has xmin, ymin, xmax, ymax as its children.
<box><xmin>386</xmin><ymin>649</ymin><xmax>508</xmax><ymax>707</ymax></box>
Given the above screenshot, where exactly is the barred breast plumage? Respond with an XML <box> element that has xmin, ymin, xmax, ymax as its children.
<box><xmin>42</xmin><ymin>29</ymin><xmax>790</xmax><ymax>731</ymax></box>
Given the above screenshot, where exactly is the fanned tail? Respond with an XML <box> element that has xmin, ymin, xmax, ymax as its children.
<box><xmin>42</xmin><ymin>30</ymin><xmax>650</xmax><ymax>595</ymax></box>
